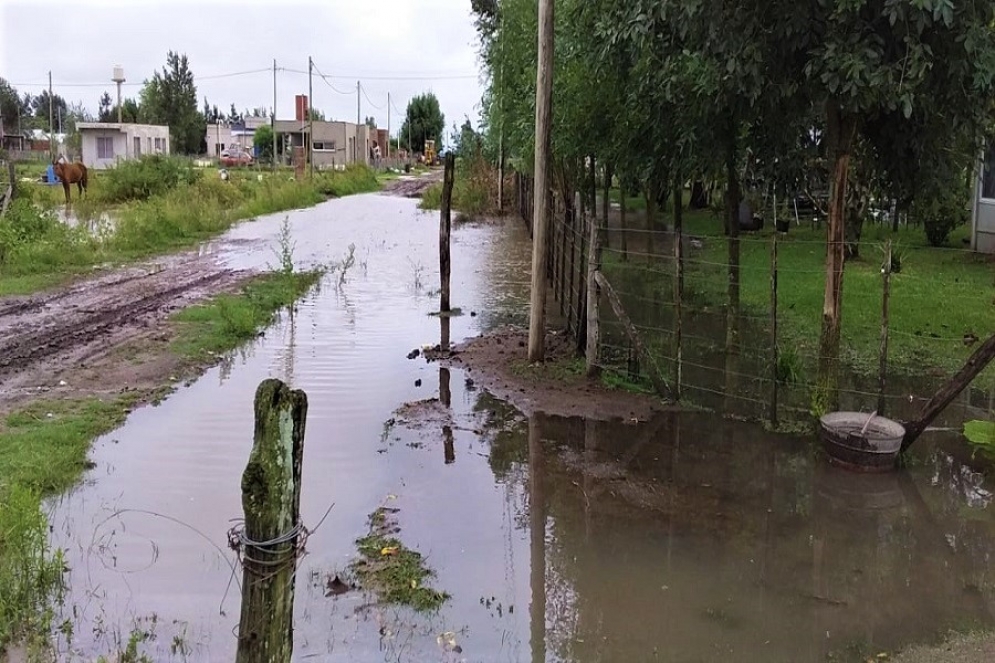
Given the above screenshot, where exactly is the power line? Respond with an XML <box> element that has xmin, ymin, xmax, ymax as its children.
<box><xmin>306</xmin><ymin>62</ymin><xmax>353</xmax><ymax>96</ymax></box>
<box><xmin>11</xmin><ymin>67</ymin><xmax>273</xmax><ymax>89</ymax></box>
<box><xmin>360</xmin><ymin>84</ymin><xmax>385</xmax><ymax>111</ymax></box>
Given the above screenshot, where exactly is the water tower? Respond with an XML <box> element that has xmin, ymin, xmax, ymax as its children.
<box><xmin>112</xmin><ymin>65</ymin><xmax>126</xmax><ymax>123</ymax></box>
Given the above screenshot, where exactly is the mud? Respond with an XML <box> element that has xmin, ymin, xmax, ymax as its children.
<box><xmin>0</xmin><ymin>251</ymin><xmax>250</xmax><ymax>417</ymax></box>
<box><xmin>442</xmin><ymin>325</ymin><xmax>669</xmax><ymax>421</ymax></box>
<box><xmin>379</xmin><ymin>169</ymin><xmax>444</xmax><ymax>198</ymax></box>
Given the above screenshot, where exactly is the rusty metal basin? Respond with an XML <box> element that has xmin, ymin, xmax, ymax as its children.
<box><xmin>819</xmin><ymin>411</ymin><xmax>906</xmax><ymax>473</ymax></box>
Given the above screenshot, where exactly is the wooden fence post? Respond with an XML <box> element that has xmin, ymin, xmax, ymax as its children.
<box><xmin>619</xmin><ymin>182</ymin><xmax>628</xmax><ymax>261</ymax></box>
<box><xmin>877</xmin><ymin>239</ymin><xmax>892</xmax><ymax>414</ymax></box>
<box><xmin>439</xmin><ymin>153</ymin><xmax>455</xmax><ymax>313</ymax></box>
<box><xmin>673</xmin><ymin>177</ymin><xmax>684</xmax><ymax>400</ymax></box>
<box><xmin>769</xmin><ymin>232</ymin><xmax>779</xmax><ymax>427</ymax></box>
<box><xmin>235</xmin><ymin>379</ymin><xmax>308</xmax><ymax>663</ymax></box>
<box><xmin>585</xmin><ymin>203</ymin><xmax>601</xmax><ymax>376</ymax></box>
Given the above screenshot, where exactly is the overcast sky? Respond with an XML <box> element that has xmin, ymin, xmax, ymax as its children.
<box><xmin>0</xmin><ymin>0</ymin><xmax>485</xmax><ymax>138</ymax></box>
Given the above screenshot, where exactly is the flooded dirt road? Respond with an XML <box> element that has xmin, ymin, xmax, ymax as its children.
<box><xmin>43</xmin><ymin>193</ymin><xmax>995</xmax><ymax>661</ymax></box>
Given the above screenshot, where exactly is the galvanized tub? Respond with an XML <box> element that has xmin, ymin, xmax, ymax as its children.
<box><xmin>819</xmin><ymin>411</ymin><xmax>906</xmax><ymax>473</ymax></box>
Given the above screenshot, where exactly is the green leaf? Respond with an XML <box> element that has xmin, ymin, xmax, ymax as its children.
<box><xmin>964</xmin><ymin>420</ymin><xmax>995</xmax><ymax>447</ymax></box>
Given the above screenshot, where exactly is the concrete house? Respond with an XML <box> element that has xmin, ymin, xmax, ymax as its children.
<box><xmin>77</xmin><ymin>122</ymin><xmax>170</xmax><ymax>169</ymax></box>
<box><xmin>274</xmin><ymin>119</ymin><xmax>371</xmax><ymax>169</ymax></box>
<box><xmin>971</xmin><ymin>140</ymin><xmax>995</xmax><ymax>253</ymax></box>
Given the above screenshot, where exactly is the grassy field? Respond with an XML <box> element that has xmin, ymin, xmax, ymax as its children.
<box><xmin>0</xmin><ymin>267</ymin><xmax>322</xmax><ymax>658</ymax></box>
<box><xmin>600</xmin><ymin>197</ymin><xmax>993</xmax><ymax>390</ymax></box>
<box><xmin>1</xmin><ymin>158</ymin><xmax>378</xmax><ymax>297</ymax></box>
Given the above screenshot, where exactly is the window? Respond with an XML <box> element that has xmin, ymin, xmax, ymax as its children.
<box><xmin>134</xmin><ymin>136</ymin><xmax>142</xmax><ymax>156</ymax></box>
<box><xmin>313</xmin><ymin>141</ymin><xmax>336</xmax><ymax>151</ymax></box>
<box><xmin>982</xmin><ymin>141</ymin><xmax>995</xmax><ymax>200</ymax></box>
<box><xmin>97</xmin><ymin>136</ymin><xmax>114</xmax><ymax>159</ymax></box>
<box><xmin>154</xmin><ymin>137</ymin><xmax>163</xmax><ymax>152</ymax></box>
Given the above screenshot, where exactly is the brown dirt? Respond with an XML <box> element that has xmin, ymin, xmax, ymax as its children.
<box><xmin>380</xmin><ymin>169</ymin><xmax>444</xmax><ymax>198</ymax></box>
<box><xmin>441</xmin><ymin>325</ymin><xmax>671</xmax><ymax>421</ymax></box>
<box><xmin>0</xmin><ymin>251</ymin><xmax>252</xmax><ymax>419</ymax></box>
<box><xmin>889</xmin><ymin>632</ymin><xmax>995</xmax><ymax>663</ymax></box>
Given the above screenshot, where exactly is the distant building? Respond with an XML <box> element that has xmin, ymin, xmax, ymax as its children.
<box><xmin>77</xmin><ymin>122</ymin><xmax>170</xmax><ymax>169</ymax></box>
<box><xmin>971</xmin><ymin>140</ymin><xmax>995</xmax><ymax>254</ymax></box>
<box><xmin>274</xmin><ymin>119</ymin><xmax>371</xmax><ymax>168</ymax></box>
<box><xmin>205</xmin><ymin>116</ymin><xmax>268</xmax><ymax>158</ymax></box>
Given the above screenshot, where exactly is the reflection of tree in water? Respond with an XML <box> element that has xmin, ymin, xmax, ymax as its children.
<box><xmin>470</xmin><ymin>401</ymin><xmax>995</xmax><ymax>661</ymax></box>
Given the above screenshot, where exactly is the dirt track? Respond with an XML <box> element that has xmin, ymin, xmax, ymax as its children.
<box><xmin>380</xmin><ymin>169</ymin><xmax>444</xmax><ymax>198</ymax></box>
<box><xmin>0</xmin><ymin>252</ymin><xmax>247</xmax><ymax>416</ymax></box>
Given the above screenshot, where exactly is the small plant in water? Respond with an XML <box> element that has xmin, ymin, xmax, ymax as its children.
<box><xmin>775</xmin><ymin>347</ymin><xmax>803</xmax><ymax>385</ymax></box>
<box><xmin>408</xmin><ymin>258</ymin><xmax>426</xmax><ymax>291</ymax></box>
<box><xmin>272</xmin><ymin>215</ymin><xmax>296</xmax><ymax>276</ymax></box>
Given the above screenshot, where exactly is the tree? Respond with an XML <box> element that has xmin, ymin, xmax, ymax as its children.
<box><xmin>307</xmin><ymin>108</ymin><xmax>325</xmax><ymax>122</ymax></box>
<box><xmin>364</xmin><ymin>115</ymin><xmax>377</xmax><ymax>128</ymax></box>
<box><xmin>0</xmin><ymin>77</ymin><xmax>19</xmax><ymax>134</ymax></box>
<box><xmin>99</xmin><ymin>92</ymin><xmax>113</xmax><ymax>121</ymax></box>
<box><xmin>64</xmin><ymin>101</ymin><xmax>93</xmax><ymax>156</ymax></box>
<box><xmin>30</xmin><ymin>90</ymin><xmax>68</xmax><ymax>132</ymax></box>
<box><xmin>254</xmin><ymin>124</ymin><xmax>275</xmax><ymax>162</ymax></box>
<box><xmin>140</xmin><ymin>51</ymin><xmax>204</xmax><ymax>153</ymax></box>
<box><xmin>399</xmin><ymin>92</ymin><xmax>445</xmax><ymax>153</ymax></box>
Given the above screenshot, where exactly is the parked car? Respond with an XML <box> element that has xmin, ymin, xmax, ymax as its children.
<box><xmin>220</xmin><ymin>149</ymin><xmax>253</xmax><ymax>167</ymax></box>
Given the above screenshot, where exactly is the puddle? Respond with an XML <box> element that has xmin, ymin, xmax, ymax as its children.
<box><xmin>45</xmin><ymin>194</ymin><xmax>995</xmax><ymax>661</ymax></box>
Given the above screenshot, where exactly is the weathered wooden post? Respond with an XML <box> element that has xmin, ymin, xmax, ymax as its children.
<box><xmin>585</xmin><ymin>200</ymin><xmax>602</xmax><ymax>377</ymax></box>
<box><xmin>769</xmin><ymin>232</ymin><xmax>779</xmax><ymax>427</ymax></box>
<box><xmin>236</xmin><ymin>379</ymin><xmax>308</xmax><ymax>663</ymax></box>
<box><xmin>440</xmin><ymin>153</ymin><xmax>455</xmax><ymax>313</ymax></box>
<box><xmin>877</xmin><ymin>239</ymin><xmax>892</xmax><ymax>414</ymax></box>
<box><xmin>619</xmin><ymin>182</ymin><xmax>628</xmax><ymax>261</ymax></box>
<box><xmin>673</xmin><ymin>176</ymin><xmax>684</xmax><ymax>401</ymax></box>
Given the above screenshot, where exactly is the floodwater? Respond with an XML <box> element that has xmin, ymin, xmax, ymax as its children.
<box><xmin>46</xmin><ymin>193</ymin><xmax>995</xmax><ymax>662</ymax></box>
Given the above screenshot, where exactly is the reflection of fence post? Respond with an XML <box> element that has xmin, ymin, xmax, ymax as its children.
<box><xmin>769</xmin><ymin>232</ymin><xmax>779</xmax><ymax>427</ymax></box>
<box><xmin>528</xmin><ymin>414</ymin><xmax>547</xmax><ymax>663</ymax></box>
<box><xmin>585</xmin><ymin>202</ymin><xmax>601</xmax><ymax>376</ymax></box>
<box><xmin>877</xmin><ymin>240</ymin><xmax>892</xmax><ymax>414</ymax></box>
<box><xmin>235</xmin><ymin>379</ymin><xmax>308</xmax><ymax>663</ymax></box>
<box><xmin>439</xmin><ymin>154</ymin><xmax>455</xmax><ymax>313</ymax></box>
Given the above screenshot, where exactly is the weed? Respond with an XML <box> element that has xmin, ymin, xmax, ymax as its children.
<box><xmin>775</xmin><ymin>346</ymin><xmax>803</xmax><ymax>385</ymax></box>
<box><xmin>408</xmin><ymin>259</ymin><xmax>426</xmax><ymax>291</ymax></box>
<box><xmin>349</xmin><ymin>506</ymin><xmax>449</xmax><ymax>612</ymax></box>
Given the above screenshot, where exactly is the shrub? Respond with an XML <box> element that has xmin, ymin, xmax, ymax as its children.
<box><xmin>912</xmin><ymin>173</ymin><xmax>970</xmax><ymax>247</ymax></box>
<box><xmin>100</xmin><ymin>155</ymin><xmax>200</xmax><ymax>203</ymax></box>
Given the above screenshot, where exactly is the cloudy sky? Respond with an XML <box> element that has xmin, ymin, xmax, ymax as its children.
<box><xmin>1</xmin><ymin>0</ymin><xmax>486</xmax><ymax>137</ymax></box>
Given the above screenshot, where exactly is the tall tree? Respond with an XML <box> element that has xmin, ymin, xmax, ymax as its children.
<box><xmin>30</xmin><ymin>90</ymin><xmax>68</xmax><ymax>132</ymax></box>
<box><xmin>139</xmin><ymin>51</ymin><xmax>203</xmax><ymax>153</ymax></box>
<box><xmin>364</xmin><ymin>115</ymin><xmax>377</xmax><ymax>128</ymax></box>
<box><xmin>0</xmin><ymin>77</ymin><xmax>19</xmax><ymax>134</ymax></box>
<box><xmin>399</xmin><ymin>92</ymin><xmax>445</xmax><ymax>153</ymax></box>
<box><xmin>98</xmin><ymin>91</ymin><xmax>113</xmax><ymax>121</ymax></box>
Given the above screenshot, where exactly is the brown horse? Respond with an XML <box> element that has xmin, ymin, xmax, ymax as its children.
<box><xmin>52</xmin><ymin>158</ymin><xmax>88</xmax><ymax>205</ymax></box>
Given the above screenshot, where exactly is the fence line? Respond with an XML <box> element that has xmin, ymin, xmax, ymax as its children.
<box><xmin>511</xmin><ymin>170</ymin><xmax>994</xmax><ymax>427</ymax></box>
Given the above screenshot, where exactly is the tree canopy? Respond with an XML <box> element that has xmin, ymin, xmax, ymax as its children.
<box><xmin>399</xmin><ymin>92</ymin><xmax>445</xmax><ymax>153</ymax></box>
<box><xmin>139</xmin><ymin>51</ymin><xmax>204</xmax><ymax>154</ymax></box>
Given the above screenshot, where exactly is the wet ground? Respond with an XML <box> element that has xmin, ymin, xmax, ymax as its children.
<box><xmin>38</xmin><ymin>193</ymin><xmax>995</xmax><ymax>661</ymax></box>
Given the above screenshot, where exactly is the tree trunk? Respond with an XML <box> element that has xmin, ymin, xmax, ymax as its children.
<box><xmin>816</xmin><ymin>102</ymin><xmax>858</xmax><ymax>412</ymax></box>
<box><xmin>725</xmin><ymin>129</ymin><xmax>742</xmax><ymax>353</ymax></box>
<box><xmin>690</xmin><ymin>179</ymin><xmax>708</xmax><ymax>209</ymax></box>
<box><xmin>603</xmin><ymin>162</ymin><xmax>612</xmax><ymax>250</ymax></box>
<box><xmin>619</xmin><ymin>180</ymin><xmax>627</xmax><ymax>261</ymax></box>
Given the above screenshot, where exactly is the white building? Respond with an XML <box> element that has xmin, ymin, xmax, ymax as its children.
<box><xmin>77</xmin><ymin>122</ymin><xmax>170</xmax><ymax>169</ymax></box>
<box><xmin>971</xmin><ymin>141</ymin><xmax>995</xmax><ymax>254</ymax></box>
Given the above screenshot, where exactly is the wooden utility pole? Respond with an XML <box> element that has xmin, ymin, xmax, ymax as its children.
<box><xmin>235</xmin><ymin>379</ymin><xmax>308</xmax><ymax>663</ymax></box>
<box><xmin>308</xmin><ymin>57</ymin><xmax>314</xmax><ymax>178</ymax></box>
<box><xmin>527</xmin><ymin>0</ymin><xmax>555</xmax><ymax>362</ymax></box>
<box><xmin>901</xmin><ymin>332</ymin><xmax>995</xmax><ymax>452</ymax></box>
<box><xmin>440</xmin><ymin>153</ymin><xmax>456</xmax><ymax>312</ymax></box>
<box><xmin>48</xmin><ymin>71</ymin><xmax>54</xmax><ymax>158</ymax></box>
<box><xmin>356</xmin><ymin>81</ymin><xmax>361</xmax><ymax>126</ymax></box>
<box><xmin>387</xmin><ymin>92</ymin><xmax>391</xmax><ymax>159</ymax></box>
<box><xmin>272</xmin><ymin>59</ymin><xmax>278</xmax><ymax>170</ymax></box>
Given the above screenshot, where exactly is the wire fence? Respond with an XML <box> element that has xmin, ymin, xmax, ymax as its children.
<box><xmin>514</xmin><ymin>171</ymin><xmax>995</xmax><ymax>427</ymax></box>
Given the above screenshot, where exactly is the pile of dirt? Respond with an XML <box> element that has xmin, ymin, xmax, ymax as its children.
<box><xmin>380</xmin><ymin>170</ymin><xmax>444</xmax><ymax>198</ymax></box>
<box><xmin>442</xmin><ymin>325</ymin><xmax>670</xmax><ymax>422</ymax></box>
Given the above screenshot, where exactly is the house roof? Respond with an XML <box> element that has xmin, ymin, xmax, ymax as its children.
<box><xmin>76</xmin><ymin>122</ymin><xmax>169</xmax><ymax>132</ymax></box>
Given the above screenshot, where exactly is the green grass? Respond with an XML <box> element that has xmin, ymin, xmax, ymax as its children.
<box><xmin>600</xmin><ymin>201</ymin><xmax>993</xmax><ymax>392</ymax></box>
<box><xmin>171</xmin><ymin>270</ymin><xmax>322</xmax><ymax>359</ymax></box>
<box><xmin>349</xmin><ymin>506</ymin><xmax>449</xmax><ymax>612</ymax></box>
<box><xmin>1</xmin><ymin>162</ymin><xmax>379</xmax><ymax>296</ymax></box>
<box><xmin>0</xmin><ymin>267</ymin><xmax>323</xmax><ymax>656</ymax></box>
<box><xmin>419</xmin><ymin>157</ymin><xmax>495</xmax><ymax>218</ymax></box>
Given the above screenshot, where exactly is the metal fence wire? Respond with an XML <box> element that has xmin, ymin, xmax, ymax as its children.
<box><xmin>513</xmin><ymin>171</ymin><xmax>995</xmax><ymax>428</ymax></box>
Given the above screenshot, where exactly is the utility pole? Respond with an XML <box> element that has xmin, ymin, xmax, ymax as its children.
<box><xmin>308</xmin><ymin>56</ymin><xmax>314</xmax><ymax>178</ymax></box>
<box><xmin>272</xmin><ymin>59</ymin><xmax>278</xmax><ymax>169</ymax></box>
<box><xmin>356</xmin><ymin>80</ymin><xmax>361</xmax><ymax>127</ymax></box>
<box><xmin>527</xmin><ymin>0</ymin><xmax>555</xmax><ymax>362</ymax></box>
<box><xmin>387</xmin><ymin>92</ymin><xmax>390</xmax><ymax>159</ymax></box>
<box><xmin>48</xmin><ymin>71</ymin><xmax>54</xmax><ymax>158</ymax></box>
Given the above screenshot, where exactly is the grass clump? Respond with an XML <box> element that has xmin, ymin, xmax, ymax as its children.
<box><xmin>349</xmin><ymin>506</ymin><xmax>449</xmax><ymax>612</ymax></box>
<box><xmin>313</xmin><ymin>164</ymin><xmax>380</xmax><ymax>198</ymax></box>
<box><xmin>419</xmin><ymin>154</ymin><xmax>495</xmax><ymax>218</ymax></box>
<box><xmin>0</xmin><ymin>396</ymin><xmax>141</xmax><ymax>655</ymax></box>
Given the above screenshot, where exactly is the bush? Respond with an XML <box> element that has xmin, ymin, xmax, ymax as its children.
<box><xmin>914</xmin><ymin>189</ymin><xmax>969</xmax><ymax>247</ymax></box>
<box><xmin>100</xmin><ymin>155</ymin><xmax>200</xmax><ymax>203</ymax></box>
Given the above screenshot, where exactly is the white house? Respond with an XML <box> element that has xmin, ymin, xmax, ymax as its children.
<box><xmin>77</xmin><ymin>122</ymin><xmax>170</xmax><ymax>169</ymax></box>
<box><xmin>971</xmin><ymin>140</ymin><xmax>995</xmax><ymax>254</ymax></box>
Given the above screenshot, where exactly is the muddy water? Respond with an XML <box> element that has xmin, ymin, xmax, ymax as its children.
<box><xmin>47</xmin><ymin>194</ymin><xmax>995</xmax><ymax>662</ymax></box>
